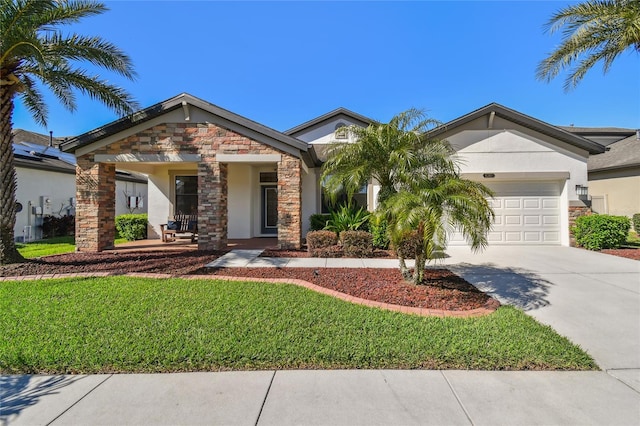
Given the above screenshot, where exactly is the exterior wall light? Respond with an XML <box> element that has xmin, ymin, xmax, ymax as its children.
<box><xmin>483</xmin><ymin>173</ymin><xmax>495</xmax><ymax>178</ymax></box>
<box><xmin>575</xmin><ymin>185</ymin><xmax>588</xmax><ymax>197</ymax></box>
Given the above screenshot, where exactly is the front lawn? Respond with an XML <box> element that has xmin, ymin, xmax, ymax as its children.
<box><xmin>0</xmin><ymin>276</ymin><xmax>597</xmax><ymax>373</ymax></box>
<box><xmin>16</xmin><ymin>236</ymin><xmax>128</xmax><ymax>258</ymax></box>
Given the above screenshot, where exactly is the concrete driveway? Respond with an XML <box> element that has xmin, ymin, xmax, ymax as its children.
<box><xmin>441</xmin><ymin>246</ymin><xmax>640</xmax><ymax>377</ymax></box>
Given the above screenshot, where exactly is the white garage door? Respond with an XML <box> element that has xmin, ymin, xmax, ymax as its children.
<box><xmin>450</xmin><ymin>181</ymin><xmax>562</xmax><ymax>245</ymax></box>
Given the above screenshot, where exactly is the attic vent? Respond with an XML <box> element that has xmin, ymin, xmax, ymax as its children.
<box><xmin>335</xmin><ymin>123</ymin><xmax>347</xmax><ymax>139</ymax></box>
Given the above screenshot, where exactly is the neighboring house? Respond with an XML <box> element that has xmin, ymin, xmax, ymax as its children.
<box><xmin>58</xmin><ymin>94</ymin><xmax>603</xmax><ymax>252</ymax></box>
<box><xmin>12</xmin><ymin>130</ymin><xmax>148</xmax><ymax>241</ymax></box>
<box><xmin>563</xmin><ymin>127</ymin><xmax>639</xmax><ymax>219</ymax></box>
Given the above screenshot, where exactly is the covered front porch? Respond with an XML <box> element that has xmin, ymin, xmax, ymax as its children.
<box><xmin>63</xmin><ymin>94</ymin><xmax>314</xmax><ymax>253</ymax></box>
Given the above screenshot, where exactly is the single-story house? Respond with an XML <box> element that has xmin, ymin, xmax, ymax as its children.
<box><xmin>562</xmin><ymin>127</ymin><xmax>639</xmax><ymax>219</ymax></box>
<box><xmin>12</xmin><ymin>129</ymin><xmax>148</xmax><ymax>241</ymax></box>
<box><xmin>59</xmin><ymin>94</ymin><xmax>604</xmax><ymax>251</ymax></box>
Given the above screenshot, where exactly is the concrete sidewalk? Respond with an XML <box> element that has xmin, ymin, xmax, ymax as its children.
<box><xmin>205</xmin><ymin>249</ymin><xmax>410</xmax><ymax>269</ymax></box>
<box><xmin>2</xmin><ymin>370</ymin><xmax>639</xmax><ymax>425</ymax></box>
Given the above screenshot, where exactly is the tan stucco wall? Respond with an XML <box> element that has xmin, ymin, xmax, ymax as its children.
<box><xmin>588</xmin><ymin>175</ymin><xmax>640</xmax><ymax>218</ymax></box>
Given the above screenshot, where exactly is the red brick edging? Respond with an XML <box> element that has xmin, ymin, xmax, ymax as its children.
<box><xmin>0</xmin><ymin>272</ymin><xmax>500</xmax><ymax>318</ymax></box>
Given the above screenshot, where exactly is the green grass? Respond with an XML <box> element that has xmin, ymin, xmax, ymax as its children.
<box><xmin>625</xmin><ymin>231</ymin><xmax>640</xmax><ymax>247</ymax></box>
<box><xmin>17</xmin><ymin>236</ymin><xmax>129</xmax><ymax>258</ymax></box>
<box><xmin>0</xmin><ymin>276</ymin><xmax>597</xmax><ymax>373</ymax></box>
<box><xmin>16</xmin><ymin>236</ymin><xmax>76</xmax><ymax>258</ymax></box>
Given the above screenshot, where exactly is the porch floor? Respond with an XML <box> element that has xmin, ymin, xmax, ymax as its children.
<box><xmin>110</xmin><ymin>238</ymin><xmax>278</xmax><ymax>252</ymax></box>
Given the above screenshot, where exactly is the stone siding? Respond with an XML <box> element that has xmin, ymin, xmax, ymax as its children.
<box><xmin>75</xmin><ymin>158</ymin><xmax>116</xmax><ymax>251</ymax></box>
<box><xmin>568</xmin><ymin>204</ymin><xmax>592</xmax><ymax>247</ymax></box>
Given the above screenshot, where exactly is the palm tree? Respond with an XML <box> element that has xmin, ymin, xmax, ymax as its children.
<box><xmin>0</xmin><ymin>0</ymin><xmax>137</xmax><ymax>264</ymax></box>
<box><xmin>322</xmin><ymin>108</ymin><xmax>495</xmax><ymax>284</ymax></box>
<box><xmin>385</xmin><ymin>172</ymin><xmax>494</xmax><ymax>284</ymax></box>
<box><xmin>321</xmin><ymin>109</ymin><xmax>451</xmax><ymax>207</ymax></box>
<box><xmin>537</xmin><ymin>0</ymin><xmax>640</xmax><ymax>91</ymax></box>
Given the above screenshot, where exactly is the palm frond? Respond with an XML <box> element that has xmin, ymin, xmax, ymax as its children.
<box><xmin>537</xmin><ymin>0</ymin><xmax>640</xmax><ymax>90</ymax></box>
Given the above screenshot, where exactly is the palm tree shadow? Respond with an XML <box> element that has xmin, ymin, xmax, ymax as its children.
<box><xmin>448</xmin><ymin>263</ymin><xmax>554</xmax><ymax>311</ymax></box>
<box><xmin>0</xmin><ymin>375</ymin><xmax>82</xmax><ymax>424</ymax></box>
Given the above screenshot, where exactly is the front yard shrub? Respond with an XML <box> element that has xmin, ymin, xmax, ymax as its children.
<box><xmin>324</xmin><ymin>204</ymin><xmax>370</xmax><ymax>234</ymax></box>
<box><xmin>341</xmin><ymin>231</ymin><xmax>374</xmax><ymax>258</ymax></box>
<box><xmin>307</xmin><ymin>230</ymin><xmax>338</xmax><ymax>256</ymax></box>
<box><xmin>392</xmin><ymin>230</ymin><xmax>423</xmax><ymax>259</ymax></box>
<box><xmin>309</xmin><ymin>213</ymin><xmax>331</xmax><ymax>231</ymax></box>
<box><xmin>369</xmin><ymin>214</ymin><xmax>390</xmax><ymax>249</ymax></box>
<box><xmin>115</xmin><ymin>214</ymin><xmax>148</xmax><ymax>241</ymax></box>
<box><xmin>41</xmin><ymin>215</ymin><xmax>75</xmax><ymax>238</ymax></box>
<box><xmin>573</xmin><ymin>214</ymin><xmax>631</xmax><ymax>250</ymax></box>
<box><xmin>633</xmin><ymin>213</ymin><xmax>640</xmax><ymax>233</ymax></box>
<box><xmin>311</xmin><ymin>245</ymin><xmax>343</xmax><ymax>258</ymax></box>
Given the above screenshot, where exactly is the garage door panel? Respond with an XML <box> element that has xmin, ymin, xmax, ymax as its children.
<box><xmin>505</xmin><ymin>232</ymin><xmax>522</xmax><ymax>242</ymax></box>
<box><xmin>505</xmin><ymin>215</ymin><xmax>521</xmax><ymax>225</ymax></box>
<box><xmin>524</xmin><ymin>232</ymin><xmax>542</xmax><ymax>242</ymax></box>
<box><xmin>505</xmin><ymin>199</ymin><xmax>521</xmax><ymax>209</ymax></box>
<box><xmin>450</xmin><ymin>180</ymin><xmax>562</xmax><ymax>246</ymax></box>
<box><xmin>543</xmin><ymin>232</ymin><xmax>560</xmax><ymax>242</ymax></box>
<box><xmin>524</xmin><ymin>215</ymin><xmax>540</xmax><ymax>225</ymax></box>
<box><xmin>487</xmin><ymin>232</ymin><xmax>504</xmax><ymax>242</ymax></box>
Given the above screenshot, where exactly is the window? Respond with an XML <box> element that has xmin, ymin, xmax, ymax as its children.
<box><xmin>334</xmin><ymin>123</ymin><xmax>348</xmax><ymax>140</ymax></box>
<box><xmin>259</xmin><ymin>172</ymin><xmax>277</xmax><ymax>183</ymax></box>
<box><xmin>175</xmin><ymin>176</ymin><xmax>198</xmax><ymax>214</ymax></box>
<box><xmin>321</xmin><ymin>182</ymin><xmax>368</xmax><ymax>214</ymax></box>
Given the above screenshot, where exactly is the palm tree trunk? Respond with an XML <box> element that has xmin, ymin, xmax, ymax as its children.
<box><xmin>0</xmin><ymin>84</ymin><xmax>25</xmax><ymax>264</ymax></box>
<box><xmin>413</xmin><ymin>253</ymin><xmax>426</xmax><ymax>285</ymax></box>
<box><xmin>398</xmin><ymin>253</ymin><xmax>411</xmax><ymax>280</ymax></box>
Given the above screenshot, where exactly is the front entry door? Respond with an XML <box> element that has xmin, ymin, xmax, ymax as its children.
<box><xmin>261</xmin><ymin>185</ymin><xmax>278</xmax><ymax>235</ymax></box>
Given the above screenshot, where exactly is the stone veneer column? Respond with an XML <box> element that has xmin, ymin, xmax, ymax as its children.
<box><xmin>198</xmin><ymin>159</ymin><xmax>228</xmax><ymax>250</ymax></box>
<box><xmin>75</xmin><ymin>157</ymin><xmax>116</xmax><ymax>252</ymax></box>
<box><xmin>277</xmin><ymin>158</ymin><xmax>302</xmax><ymax>249</ymax></box>
<box><xmin>568</xmin><ymin>202</ymin><xmax>592</xmax><ymax>247</ymax></box>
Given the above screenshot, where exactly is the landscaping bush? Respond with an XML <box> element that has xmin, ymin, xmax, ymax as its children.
<box><xmin>324</xmin><ymin>204</ymin><xmax>370</xmax><ymax>234</ymax></box>
<box><xmin>392</xmin><ymin>230</ymin><xmax>423</xmax><ymax>259</ymax></box>
<box><xmin>341</xmin><ymin>230</ymin><xmax>374</xmax><ymax>258</ymax></box>
<box><xmin>572</xmin><ymin>214</ymin><xmax>631</xmax><ymax>250</ymax></box>
<box><xmin>41</xmin><ymin>215</ymin><xmax>75</xmax><ymax>238</ymax></box>
<box><xmin>311</xmin><ymin>245</ymin><xmax>343</xmax><ymax>258</ymax></box>
<box><xmin>369</xmin><ymin>214</ymin><xmax>390</xmax><ymax>249</ymax></box>
<box><xmin>309</xmin><ymin>213</ymin><xmax>331</xmax><ymax>231</ymax></box>
<box><xmin>633</xmin><ymin>213</ymin><xmax>640</xmax><ymax>233</ymax></box>
<box><xmin>115</xmin><ymin>214</ymin><xmax>148</xmax><ymax>241</ymax></box>
<box><xmin>307</xmin><ymin>230</ymin><xmax>338</xmax><ymax>257</ymax></box>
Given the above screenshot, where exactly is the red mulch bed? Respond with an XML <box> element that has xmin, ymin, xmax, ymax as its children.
<box><xmin>0</xmin><ymin>250</ymin><xmax>493</xmax><ymax>311</ymax></box>
<box><xmin>600</xmin><ymin>247</ymin><xmax>640</xmax><ymax>261</ymax></box>
<box><xmin>205</xmin><ymin>267</ymin><xmax>491</xmax><ymax>311</ymax></box>
<box><xmin>0</xmin><ymin>250</ymin><xmax>228</xmax><ymax>277</ymax></box>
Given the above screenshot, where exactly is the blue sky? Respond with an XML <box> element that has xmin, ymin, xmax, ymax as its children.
<box><xmin>12</xmin><ymin>0</ymin><xmax>640</xmax><ymax>138</ymax></box>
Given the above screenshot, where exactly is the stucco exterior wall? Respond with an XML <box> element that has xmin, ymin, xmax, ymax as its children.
<box><xmin>228</xmin><ymin>163</ymin><xmax>254</xmax><ymax>239</ymax></box>
<box><xmin>301</xmin><ymin>168</ymin><xmax>319</xmax><ymax>236</ymax></box>
<box><xmin>589</xmin><ymin>174</ymin><xmax>640</xmax><ymax>218</ymax></box>
<box><xmin>292</xmin><ymin>117</ymin><xmax>364</xmax><ymax>144</ymax></box>
<box><xmin>14</xmin><ymin>167</ymin><xmax>75</xmax><ymax>241</ymax></box>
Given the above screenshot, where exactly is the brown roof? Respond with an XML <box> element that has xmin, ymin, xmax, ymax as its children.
<box><xmin>588</xmin><ymin>134</ymin><xmax>640</xmax><ymax>172</ymax></box>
